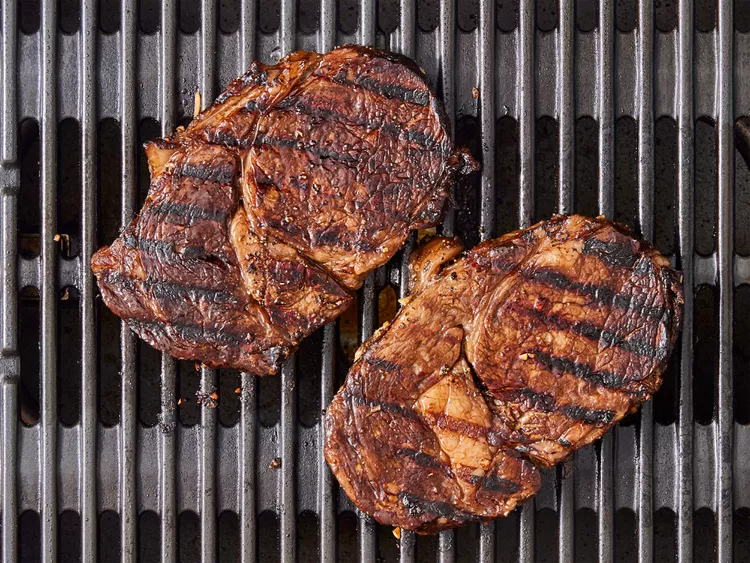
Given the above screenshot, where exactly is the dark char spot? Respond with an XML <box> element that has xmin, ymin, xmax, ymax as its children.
<box><xmin>582</xmin><ymin>237</ymin><xmax>638</xmax><ymax>268</ymax></box>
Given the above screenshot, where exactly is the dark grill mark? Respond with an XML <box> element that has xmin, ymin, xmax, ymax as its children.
<box><xmin>364</xmin><ymin>356</ymin><xmax>403</xmax><ymax>374</ymax></box>
<box><xmin>254</xmin><ymin>134</ymin><xmax>359</xmax><ymax>164</ymax></box>
<box><xmin>505</xmin><ymin>388</ymin><xmax>557</xmax><ymax>411</ymax></box>
<box><xmin>148</xmin><ymin>201</ymin><xmax>230</xmax><ymax>223</ymax></box>
<box><xmin>128</xmin><ymin>318</ymin><xmax>248</xmax><ymax>346</ymax></box>
<box><xmin>560</xmin><ymin>404</ymin><xmax>615</xmax><ymax>425</ymax></box>
<box><xmin>272</xmin><ymin>96</ymin><xmax>447</xmax><ymax>153</ymax></box>
<box><xmin>398</xmin><ymin>447</ymin><xmax>450</xmax><ymax>474</ymax></box>
<box><xmin>399</xmin><ymin>493</ymin><xmax>473</xmax><ymax>521</ymax></box>
<box><xmin>526</xmin><ymin>268</ymin><xmax>666</xmax><ymax>319</ymax></box>
<box><xmin>347</xmin><ymin>390</ymin><xmax>420</xmax><ymax>421</ymax></box>
<box><xmin>504</xmin><ymin>388</ymin><xmax>617</xmax><ymax>425</ymax></box>
<box><xmin>582</xmin><ymin>238</ymin><xmax>638</xmax><ymax>268</ymax></box>
<box><xmin>422</xmin><ymin>411</ymin><xmax>490</xmax><ymax>441</ymax></box>
<box><xmin>476</xmin><ymin>474</ymin><xmax>523</xmax><ymax>494</ymax></box>
<box><xmin>172</xmin><ymin>162</ymin><xmax>235</xmax><ymax>184</ymax></box>
<box><xmin>100</xmin><ymin>273</ymin><xmax>238</xmax><ymax>304</ymax></box>
<box><xmin>530</xmin><ymin>349</ymin><xmax>626</xmax><ymax>389</ymax></box>
<box><xmin>354</xmin><ymin>75</ymin><xmax>431</xmax><ymax>106</ymax></box>
<box><xmin>509</xmin><ymin>301</ymin><xmax>662</xmax><ymax>359</ymax></box>
<box><xmin>123</xmin><ymin>235</ymin><xmax>231</xmax><ymax>264</ymax></box>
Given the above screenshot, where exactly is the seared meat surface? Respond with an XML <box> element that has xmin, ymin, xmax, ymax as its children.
<box><xmin>92</xmin><ymin>46</ymin><xmax>475</xmax><ymax>374</ymax></box>
<box><xmin>324</xmin><ymin>215</ymin><xmax>683</xmax><ymax>532</ymax></box>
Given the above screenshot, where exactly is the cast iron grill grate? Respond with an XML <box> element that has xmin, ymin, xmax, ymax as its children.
<box><xmin>0</xmin><ymin>0</ymin><xmax>749</xmax><ymax>561</ymax></box>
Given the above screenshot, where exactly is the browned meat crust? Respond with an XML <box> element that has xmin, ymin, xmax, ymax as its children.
<box><xmin>91</xmin><ymin>46</ymin><xmax>476</xmax><ymax>374</ymax></box>
<box><xmin>324</xmin><ymin>215</ymin><xmax>684</xmax><ymax>532</ymax></box>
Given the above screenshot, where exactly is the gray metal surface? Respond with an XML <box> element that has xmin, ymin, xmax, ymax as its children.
<box><xmin>0</xmin><ymin>0</ymin><xmax>748</xmax><ymax>561</ymax></box>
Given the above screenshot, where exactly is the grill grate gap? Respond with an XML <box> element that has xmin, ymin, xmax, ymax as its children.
<box><xmin>138</xmin><ymin>510</ymin><xmax>161</xmax><ymax>563</ymax></box>
<box><xmin>738</xmin><ymin>0</ymin><xmax>750</xmax><ymax>31</ymax></box>
<box><xmin>179</xmin><ymin>0</ymin><xmax>201</xmax><ymax>33</ymax></box>
<box><xmin>220</xmin><ymin>0</ymin><xmax>242</xmax><ymax>33</ymax></box>
<box><xmin>655</xmin><ymin>0</ymin><xmax>677</xmax><ymax>31</ymax></box>
<box><xmin>653</xmin><ymin>338</ymin><xmax>680</xmax><ymax>424</ymax></box>
<box><xmin>19</xmin><ymin>119</ymin><xmax>40</xmax><ymax>257</ymax></box>
<box><xmin>258</xmin><ymin>367</ymin><xmax>281</xmax><ymax>427</ymax></box>
<box><xmin>574</xmin><ymin>116</ymin><xmax>599</xmax><ymax>217</ymax></box>
<box><xmin>654</xmin><ymin>508</ymin><xmax>677</xmax><ymax>563</ymax></box>
<box><xmin>654</xmin><ymin>116</ymin><xmax>677</xmax><ymax>256</ymax></box>
<box><xmin>339</xmin><ymin>0</ymin><xmax>360</xmax><ymax>33</ymax></box>
<box><xmin>218</xmin><ymin>368</ymin><xmax>241</xmax><ymax>427</ymax></box>
<box><xmin>614</xmin><ymin>116</ymin><xmax>638</xmax><ymax>233</ymax></box>
<box><xmin>495</xmin><ymin>116</ymin><xmax>520</xmax><ymax>235</ymax></box>
<box><xmin>58</xmin><ymin>118</ymin><xmax>82</xmax><ymax>258</ymax></box>
<box><xmin>453</xmin><ymin>115</ymin><xmax>481</xmax><ymax>248</ymax></box>
<box><xmin>298</xmin><ymin>329</ymin><xmax>323</xmax><ymax>427</ymax></box>
<box><xmin>139</xmin><ymin>0</ymin><xmax>160</xmax><ymax>33</ymax></box>
<box><xmin>417</xmin><ymin>0</ymin><xmax>439</xmax><ymax>31</ymax></box>
<box><xmin>576</xmin><ymin>0</ymin><xmax>597</xmax><ymax>31</ymax></box>
<box><xmin>613</xmin><ymin>508</ymin><xmax>637</xmax><ymax>563</ymax></box>
<box><xmin>574</xmin><ymin>508</ymin><xmax>597</xmax><ymax>563</ymax></box>
<box><xmin>695</xmin><ymin>0</ymin><xmax>717</xmax><ymax>31</ymax></box>
<box><xmin>299</xmin><ymin>0</ymin><xmax>321</xmax><ymax>32</ymax></box>
<box><xmin>615</xmin><ymin>0</ymin><xmax>636</xmax><ymax>32</ymax></box>
<box><xmin>496</xmin><ymin>0</ymin><xmax>519</xmax><ymax>31</ymax></box>
<box><xmin>695</xmin><ymin>118</ymin><xmax>718</xmax><ymax>256</ymax></box>
<box><xmin>534</xmin><ymin>115</ymin><xmax>560</xmax><ymax>223</ymax></box>
<box><xmin>218</xmin><ymin>511</ymin><xmax>240</xmax><ymax>562</ymax></box>
<box><xmin>98</xmin><ymin>510</ymin><xmax>122</xmax><ymax>562</ymax></box>
<box><xmin>58</xmin><ymin>287</ymin><xmax>82</xmax><ymax>427</ymax></box>
<box><xmin>298</xmin><ymin>511</ymin><xmax>320</xmax><ymax>562</ymax></box>
<box><xmin>694</xmin><ymin>285</ymin><xmax>718</xmax><ymax>424</ymax></box>
<box><xmin>534</xmin><ymin>508</ymin><xmax>559</xmax><ymax>562</ymax></box>
<box><xmin>734</xmin><ymin>286</ymin><xmax>750</xmax><ymax>424</ymax></box>
<box><xmin>378</xmin><ymin>0</ymin><xmax>400</xmax><ymax>33</ymax></box>
<box><xmin>735</xmin><ymin>508</ymin><xmax>750</xmax><ymax>561</ymax></box>
<box><xmin>178</xmin><ymin>359</ymin><xmax>200</xmax><ymax>425</ymax></box>
<box><xmin>338</xmin><ymin>511</ymin><xmax>358</xmax><ymax>561</ymax></box>
<box><xmin>178</xmin><ymin>511</ymin><xmax>200</xmax><ymax>562</ymax></box>
<box><xmin>97</xmin><ymin>118</ymin><xmax>122</xmax><ymax>247</ymax></box>
<box><xmin>536</xmin><ymin>0</ymin><xmax>557</xmax><ymax>31</ymax></box>
<box><xmin>138</xmin><ymin>339</ymin><xmax>161</xmax><ymax>427</ymax></box>
<box><xmin>456</xmin><ymin>0</ymin><xmax>478</xmax><ymax>32</ymax></box>
<box><xmin>99</xmin><ymin>0</ymin><xmax>120</xmax><ymax>33</ymax></box>
<box><xmin>19</xmin><ymin>289</ymin><xmax>40</xmax><ymax>426</ymax></box>
<box><xmin>258</xmin><ymin>510</ymin><xmax>281</xmax><ymax>563</ymax></box>
<box><xmin>59</xmin><ymin>510</ymin><xmax>81</xmax><ymax>563</ymax></box>
<box><xmin>97</xmin><ymin>304</ymin><xmax>122</xmax><ymax>427</ymax></box>
<box><xmin>695</xmin><ymin>508</ymin><xmax>718</xmax><ymax>563</ymax></box>
<box><xmin>19</xmin><ymin>511</ymin><xmax>41</xmax><ymax>563</ymax></box>
<box><xmin>59</xmin><ymin>0</ymin><xmax>81</xmax><ymax>34</ymax></box>
<box><xmin>736</xmin><ymin>123</ymin><xmax>750</xmax><ymax>254</ymax></box>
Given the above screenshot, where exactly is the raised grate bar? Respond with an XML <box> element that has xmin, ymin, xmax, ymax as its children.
<box><xmin>717</xmin><ymin>2</ymin><xmax>735</xmax><ymax>562</ymax></box>
<box><xmin>39</xmin><ymin>1</ymin><xmax>59</xmax><ymax>560</ymax></box>
<box><xmin>80</xmin><ymin>1</ymin><xmax>99</xmax><ymax>560</ymax></box>
<box><xmin>675</xmin><ymin>3</ymin><xmax>695</xmax><ymax>561</ymax></box>
<box><xmin>0</xmin><ymin>1</ymin><xmax>747</xmax><ymax>562</ymax></box>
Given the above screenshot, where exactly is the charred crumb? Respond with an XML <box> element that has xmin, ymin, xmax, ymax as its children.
<box><xmin>269</xmin><ymin>457</ymin><xmax>282</xmax><ymax>470</ymax></box>
<box><xmin>196</xmin><ymin>389</ymin><xmax>219</xmax><ymax>408</ymax></box>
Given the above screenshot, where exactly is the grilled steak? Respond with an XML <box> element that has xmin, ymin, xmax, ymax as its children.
<box><xmin>91</xmin><ymin>46</ymin><xmax>476</xmax><ymax>374</ymax></box>
<box><xmin>324</xmin><ymin>215</ymin><xmax>684</xmax><ymax>532</ymax></box>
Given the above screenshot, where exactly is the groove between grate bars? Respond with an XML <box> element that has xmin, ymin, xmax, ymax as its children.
<box><xmin>0</xmin><ymin>1</ymin><xmax>747</xmax><ymax>562</ymax></box>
